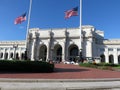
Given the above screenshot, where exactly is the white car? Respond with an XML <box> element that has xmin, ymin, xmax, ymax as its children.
<box><xmin>70</xmin><ymin>61</ymin><xmax>75</xmax><ymax>64</ymax></box>
<box><xmin>63</xmin><ymin>61</ymin><xmax>71</xmax><ymax>64</ymax></box>
<box><xmin>64</xmin><ymin>61</ymin><xmax>76</xmax><ymax>64</ymax></box>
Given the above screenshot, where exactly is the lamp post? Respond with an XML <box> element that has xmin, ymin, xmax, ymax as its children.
<box><xmin>13</xmin><ymin>44</ymin><xmax>18</xmax><ymax>60</ymax></box>
<box><xmin>80</xmin><ymin>49</ymin><xmax>83</xmax><ymax>62</ymax></box>
<box><xmin>50</xmin><ymin>47</ymin><xmax>54</xmax><ymax>60</ymax></box>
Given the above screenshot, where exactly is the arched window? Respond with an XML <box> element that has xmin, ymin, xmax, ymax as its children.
<box><xmin>54</xmin><ymin>44</ymin><xmax>62</xmax><ymax>62</ymax></box>
<box><xmin>21</xmin><ymin>53</ymin><xmax>25</xmax><ymax>60</ymax></box>
<box><xmin>0</xmin><ymin>52</ymin><xmax>3</xmax><ymax>58</ymax></box>
<box><xmin>16</xmin><ymin>53</ymin><xmax>19</xmax><ymax>60</ymax></box>
<box><xmin>118</xmin><ymin>55</ymin><xmax>120</xmax><ymax>64</ymax></box>
<box><xmin>100</xmin><ymin>54</ymin><xmax>105</xmax><ymax>63</ymax></box>
<box><xmin>68</xmin><ymin>44</ymin><xmax>78</xmax><ymax>62</ymax></box>
<box><xmin>10</xmin><ymin>53</ymin><xmax>13</xmax><ymax>58</ymax></box>
<box><xmin>4</xmin><ymin>53</ymin><xmax>8</xmax><ymax>59</ymax></box>
<box><xmin>109</xmin><ymin>55</ymin><xmax>114</xmax><ymax>64</ymax></box>
<box><xmin>39</xmin><ymin>45</ymin><xmax>47</xmax><ymax>61</ymax></box>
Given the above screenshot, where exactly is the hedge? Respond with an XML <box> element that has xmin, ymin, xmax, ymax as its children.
<box><xmin>0</xmin><ymin>60</ymin><xmax>54</xmax><ymax>73</ymax></box>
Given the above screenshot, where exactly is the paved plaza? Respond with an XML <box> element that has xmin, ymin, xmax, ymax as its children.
<box><xmin>0</xmin><ymin>64</ymin><xmax>119</xmax><ymax>90</ymax></box>
<box><xmin>0</xmin><ymin>63</ymin><xmax>120</xmax><ymax>79</ymax></box>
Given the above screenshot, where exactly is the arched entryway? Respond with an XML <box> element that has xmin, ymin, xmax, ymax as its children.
<box><xmin>39</xmin><ymin>45</ymin><xmax>47</xmax><ymax>61</ymax></box>
<box><xmin>118</xmin><ymin>55</ymin><xmax>120</xmax><ymax>64</ymax></box>
<box><xmin>100</xmin><ymin>54</ymin><xmax>105</xmax><ymax>63</ymax></box>
<box><xmin>21</xmin><ymin>53</ymin><xmax>25</xmax><ymax>60</ymax></box>
<box><xmin>10</xmin><ymin>53</ymin><xmax>13</xmax><ymax>58</ymax></box>
<box><xmin>0</xmin><ymin>52</ymin><xmax>3</xmax><ymax>58</ymax></box>
<box><xmin>109</xmin><ymin>54</ymin><xmax>114</xmax><ymax>64</ymax></box>
<box><xmin>16</xmin><ymin>53</ymin><xmax>19</xmax><ymax>60</ymax></box>
<box><xmin>68</xmin><ymin>44</ymin><xmax>79</xmax><ymax>62</ymax></box>
<box><xmin>54</xmin><ymin>44</ymin><xmax>62</xmax><ymax>62</ymax></box>
<box><xmin>4</xmin><ymin>53</ymin><xmax>8</xmax><ymax>59</ymax></box>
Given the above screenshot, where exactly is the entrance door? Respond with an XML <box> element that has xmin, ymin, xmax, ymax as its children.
<box><xmin>39</xmin><ymin>45</ymin><xmax>47</xmax><ymax>61</ymax></box>
<box><xmin>68</xmin><ymin>44</ymin><xmax>78</xmax><ymax>62</ymax></box>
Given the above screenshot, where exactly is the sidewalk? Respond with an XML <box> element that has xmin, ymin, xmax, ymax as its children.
<box><xmin>0</xmin><ymin>78</ymin><xmax>120</xmax><ymax>90</ymax></box>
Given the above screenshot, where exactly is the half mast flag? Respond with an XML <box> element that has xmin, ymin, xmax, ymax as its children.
<box><xmin>14</xmin><ymin>13</ymin><xmax>26</xmax><ymax>24</ymax></box>
<box><xmin>65</xmin><ymin>7</ymin><xmax>78</xmax><ymax>19</ymax></box>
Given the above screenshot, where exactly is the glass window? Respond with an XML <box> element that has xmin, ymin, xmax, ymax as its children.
<box><xmin>0</xmin><ymin>48</ymin><xmax>3</xmax><ymax>50</ymax></box>
<box><xmin>99</xmin><ymin>48</ymin><xmax>105</xmax><ymax>51</ymax></box>
<box><xmin>10</xmin><ymin>48</ymin><xmax>13</xmax><ymax>50</ymax></box>
<box><xmin>21</xmin><ymin>48</ymin><xmax>25</xmax><ymax>50</ymax></box>
<box><xmin>117</xmin><ymin>48</ymin><xmax>120</xmax><ymax>51</ymax></box>
<box><xmin>108</xmin><ymin>48</ymin><xmax>113</xmax><ymax>51</ymax></box>
<box><xmin>16</xmin><ymin>48</ymin><xmax>19</xmax><ymax>50</ymax></box>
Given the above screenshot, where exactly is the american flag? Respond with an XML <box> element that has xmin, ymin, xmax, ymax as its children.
<box><xmin>14</xmin><ymin>13</ymin><xmax>26</xmax><ymax>24</ymax></box>
<box><xmin>65</xmin><ymin>7</ymin><xmax>78</xmax><ymax>19</ymax></box>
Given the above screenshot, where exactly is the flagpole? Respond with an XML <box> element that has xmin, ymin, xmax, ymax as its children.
<box><xmin>79</xmin><ymin>0</ymin><xmax>82</xmax><ymax>60</ymax></box>
<box><xmin>26</xmin><ymin>0</ymin><xmax>32</xmax><ymax>41</ymax></box>
<box><xmin>25</xmin><ymin>0</ymin><xmax>32</xmax><ymax>60</ymax></box>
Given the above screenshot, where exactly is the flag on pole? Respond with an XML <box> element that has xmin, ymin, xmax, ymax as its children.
<box><xmin>65</xmin><ymin>7</ymin><xmax>78</xmax><ymax>19</ymax></box>
<box><xmin>14</xmin><ymin>13</ymin><xmax>26</xmax><ymax>24</ymax></box>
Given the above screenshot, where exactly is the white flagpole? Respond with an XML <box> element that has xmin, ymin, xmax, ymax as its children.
<box><xmin>25</xmin><ymin>0</ymin><xmax>32</xmax><ymax>59</ymax></box>
<box><xmin>79</xmin><ymin>0</ymin><xmax>82</xmax><ymax>59</ymax></box>
<box><xmin>26</xmin><ymin>0</ymin><xmax>32</xmax><ymax>42</ymax></box>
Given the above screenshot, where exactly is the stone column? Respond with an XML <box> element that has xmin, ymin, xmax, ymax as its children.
<box><xmin>114</xmin><ymin>48</ymin><xmax>118</xmax><ymax>64</ymax></box>
<box><xmin>105</xmin><ymin>48</ymin><xmax>109</xmax><ymax>63</ymax></box>
<box><xmin>86</xmin><ymin>40</ymin><xmax>92</xmax><ymax>57</ymax></box>
<box><xmin>62</xmin><ymin>41</ymin><xmax>66</xmax><ymax>62</ymax></box>
<box><xmin>8</xmin><ymin>48</ymin><xmax>11</xmax><ymax>60</ymax></box>
<box><xmin>19</xmin><ymin>48</ymin><xmax>22</xmax><ymax>60</ymax></box>
<box><xmin>31</xmin><ymin>39</ymin><xmax>36</xmax><ymax>61</ymax></box>
<box><xmin>2</xmin><ymin>48</ymin><xmax>6</xmax><ymax>60</ymax></box>
<box><xmin>35</xmin><ymin>44</ymin><xmax>39</xmax><ymax>61</ymax></box>
<box><xmin>34</xmin><ymin>41</ymin><xmax>38</xmax><ymax>61</ymax></box>
<box><xmin>46</xmin><ymin>40</ymin><xmax>50</xmax><ymax>61</ymax></box>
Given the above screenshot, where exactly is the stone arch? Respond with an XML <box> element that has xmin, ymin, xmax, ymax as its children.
<box><xmin>109</xmin><ymin>54</ymin><xmax>114</xmax><ymax>64</ymax></box>
<box><xmin>100</xmin><ymin>54</ymin><xmax>105</xmax><ymax>63</ymax></box>
<box><xmin>118</xmin><ymin>55</ymin><xmax>120</xmax><ymax>64</ymax></box>
<box><xmin>39</xmin><ymin>45</ymin><xmax>47</xmax><ymax>61</ymax></box>
<box><xmin>54</xmin><ymin>44</ymin><xmax>62</xmax><ymax>62</ymax></box>
<box><xmin>68</xmin><ymin>44</ymin><xmax>79</xmax><ymax>62</ymax></box>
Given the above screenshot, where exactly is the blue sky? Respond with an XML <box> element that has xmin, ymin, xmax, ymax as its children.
<box><xmin>0</xmin><ymin>0</ymin><xmax>120</xmax><ymax>40</ymax></box>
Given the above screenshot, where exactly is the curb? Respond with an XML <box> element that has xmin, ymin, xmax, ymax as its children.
<box><xmin>0</xmin><ymin>78</ymin><xmax>120</xmax><ymax>90</ymax></box>
<box><xmin>0</xmin><ymin>78</ymin><xmax>120</xmax><ymax>82</ymax></box>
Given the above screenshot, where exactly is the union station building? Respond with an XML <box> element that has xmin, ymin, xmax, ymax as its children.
<box><xmin>0</xmin><ymin>25</ymin><xmax>120</xmax><ymax>64</ymax></box>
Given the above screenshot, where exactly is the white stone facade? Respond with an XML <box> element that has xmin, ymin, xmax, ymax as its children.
<box><xmin>0</xmin><ymin>25</ymin><xmax>120</xmax><ymax>64</ymax></box>
<box><xmin>0</xmin><ymin>40</ymin><xmax>26</xmax><ymax>60</ymax></box>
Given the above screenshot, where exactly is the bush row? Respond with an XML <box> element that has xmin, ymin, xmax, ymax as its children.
<box><xmin>80</xmin><ymin>62</ymin><xmax>119</xmax><ymax>67</ymax></box>
<box><xmin>0</xmin><ymin>60</ymin><xmax>54</xmax><ymax>73</ymax></box>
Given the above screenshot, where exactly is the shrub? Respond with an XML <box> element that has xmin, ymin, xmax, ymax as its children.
<box><xmin>79</xmin><ymin>63</ymin><xmax>97</xmax><ymax>68</ymax></box>
<box><xmin>80</xmin><ymin>62</ymin><xmax>120</xmax><ymax>71</ymax></box>
<box><xmin>0</xmin><ymin>60</ymin><xmax>54</xmax><ymax>73</ymax></box>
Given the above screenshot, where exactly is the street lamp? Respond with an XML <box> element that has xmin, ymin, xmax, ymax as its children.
<box><xmin>79</xmin><ymin>49</ymin><xmax>83</xmax><ymax>62</ymax></box>
<box><xmin>13</xmin><ymin>44</ymin><xmax>18</xmax><ymax>60</ymax></box>
<box><xmin>51</xmin><ymin>47</ymin><xmax>54</xmax><ymax>61</ymax></box>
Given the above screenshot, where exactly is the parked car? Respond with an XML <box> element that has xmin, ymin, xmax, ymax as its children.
<box><xmin>63</xmin><ymin>60</ymin><xmax>71</xmax><ymax>64</ymax></box>
<box><xmin>63</xmin><ymin>60</ymin><xmax>76</xmax><ymax>64</ymax></box>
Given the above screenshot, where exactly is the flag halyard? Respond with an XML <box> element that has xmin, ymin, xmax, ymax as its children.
<box><xmin>14</xmin><ymin>13</ymin><xmax>26</xmax><ymax>24</ymax></box>
<box><xmin>65</xmin><ymin>7</ymin><xmax>78</xmax><ymax>19</ymax></box>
